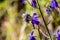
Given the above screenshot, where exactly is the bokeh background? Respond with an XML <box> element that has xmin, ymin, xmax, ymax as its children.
<box><xmin>0</xmin><ymin>0</ymin><xmax>60</xmax><ymax>40</ymax></box>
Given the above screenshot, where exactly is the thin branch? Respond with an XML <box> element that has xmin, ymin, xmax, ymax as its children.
<box><xmin>26</xmin><ymin>0</ymin><xmax>32</xmax><ymax>7</ymax></box>
<box><xmin>36</xmin><ymin>0</ymin><xmax>52</xmax><ymax>40</ymax></box>
<box><xmin>47</xmin><ymin>20</ymin><xmax>52</xmax><ymax>25</ymax></box>
<box><xmin>40</xmin><ymin>29</ymin><xmax>50</xmax><ymax>38</ymax></box>
<box><xmin>38</xmin><ymin>25</ymin><xmax>42</xmax><ymax>40</ymax></box>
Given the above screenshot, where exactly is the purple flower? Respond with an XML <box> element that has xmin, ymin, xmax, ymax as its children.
<box><xmin>57</xmin><ymin>34</ymin><xmax>60</xmax><ymax>40</ymax></box>
<box><xmin>50</xmin><ymin>0</ymin><xmax>58</xmax><ymax>9</ymax></box>
<box><xmin>31</xmin><ymin>0</ymin><xmax>36</xmax><ymax>8</ymax></box>
<box><xmin>31</xmin><ymin>31</ymin><xmax>34</xmax><ymax>35</ymax></box>
<box><xmin>31</xmin><ymin>13</ymin><xmax>40</xmax><ymax>26</ymax></box>
<box><xmin>54</xmin><ymin>29</ymin><xmax>60</xmax><ymax>40</ymax></box>
<box><xmin>29</xmin><ymin>31</ymin><xmax>36</xmax><ymax>40</ymax></box>
<box><xmin>21</xmin><ymin>0</ymin><xmax>25</xmax><ymax>4</ymax></box>
<box><xmin>57</xmin><ymin>30</ymin><xmax>60</xmax><ymax>40</ymax></box>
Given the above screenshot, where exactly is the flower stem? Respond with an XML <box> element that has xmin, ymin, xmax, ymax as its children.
<box><xmin>37</xmin><ymin>0</ymin><xmax>52</xmax><ymax>40</ymax></box>
<box><xmin>26</xmin><ymin>0</ymin><xmax>38</xmax><ymax>9</ymax></box>
<box><xmin>38</xmin><ymin>25</ymin><xmax>42</xmax><ymax>40</ymax></box>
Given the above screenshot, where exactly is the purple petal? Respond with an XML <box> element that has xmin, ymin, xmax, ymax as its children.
<box><xmin>29</xmin><ymin>34</ymin><xmax>36</xmax><ymax>40</ymax></box>
<box><xmin>31</xmin><ymin>0</ymin><xmax>36</xmax><ymax>7</ymax></box>
<box><xmin>54</xmin><ymin>29</ymin><xmax>60</xmax><ymax>40</ymax></box>
<box><xmin>29</xmin><ymin>31</ymin><xmax>36</xmax><ymax>40</ymax></box>
<box><xmin>57</xmin><ymin>35</ymin><xmax>60</xmax><ymax>40</ymax></box>
<box><xmin>33</xmin><ymin>13</ymin><xmax>37</xmax><ymax>16</ymax></box>
<box><xmin>21</xmin><ymin>0</ymin><xmax>25</xmax><ymax>4</ymax></box>
<box><xmin>50</xmin><ymin>0</ymin><xmax>58</xmax><ymax>8</ymax></box>
<box><xmin>31</xmin><ymin>13</ymin><xmax>40</xmax><ymax>25</ymax></box>
<box><xmin>30</xmin><ymin>36</ymin><xmax>36</xmax><ymax>40</ymax></box>
<box><xmin>31</xmin><ymin>31</ymin><xmax>34</xmax><ymax>35</ymax></box>
<box><xmin>57</xmin><ymin>30</ymin><xmax>60</xmax><ymax>40</ymax></box>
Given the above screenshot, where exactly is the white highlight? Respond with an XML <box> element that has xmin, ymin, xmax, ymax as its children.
<box><xmin>19</xmin><ymin>21</ymin><xmax>27</xmax><ymax>40</ymax></box>
<box><xmin>40</xmin><ymin>29</ymin><xmax>50</xmax><ymax>38</ymax></box>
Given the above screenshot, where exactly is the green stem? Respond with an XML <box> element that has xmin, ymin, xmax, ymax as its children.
<box><xmin>37</xmin><ymin>0</ymin><xmax>52</xmax><ymax>40</ymax></box>
<box><xmin>38</xmin><ymin>25</ymin><xmax>42</xmax><ymax>40</ymax></box>
<box><xmin>26</xmin><ymin>0</ymin><xmax>38</xmax><ymax>9</ymax></box>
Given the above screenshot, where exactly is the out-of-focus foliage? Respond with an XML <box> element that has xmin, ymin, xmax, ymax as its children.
<box><xmin>39</xmin><ymin>0</ymin><xmax>50</xmax><ymax>7</ymax></box>
<box><xmin>0</xmin><ymin>0</ymin><xmax>60</xmax><ymax>40</ymax></box>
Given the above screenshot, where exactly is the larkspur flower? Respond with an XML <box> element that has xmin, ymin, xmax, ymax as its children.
<box><xmin>50</xmin><ymin>0</ymin><xmax>58</xmax><ymax>9</ymax></box>
<box><xmin>31</xmin><ymin>31</ymin><xmax>34</xmax><ymax>35</ymax></box>
<box><xmin>31</xmin><ymin>0</ymin><xmax>36</xmax><ymax>8</ymax></box>
<box><xmin>31</xmin><ymin>13</ymin><xmax>40</xmax><ymax>26</ymax></box>
<box><xmin>22</xmin><ymin>13</ymin><xmax>40</xmax><ymax>28</ymax></box>
<box><xmin>57</xmin><ymin>30</ymin><xmax>60</xmax><ymax>40</ymax></box>
<box><xmin>29</xmin><ymin>31</ymin><xmax>36</xmax><ymax>40</ymax></box>
<box><xmin>54</xmin><ymin>29</ymin><xmax>60</xmax><ymax>40</ymax></box>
